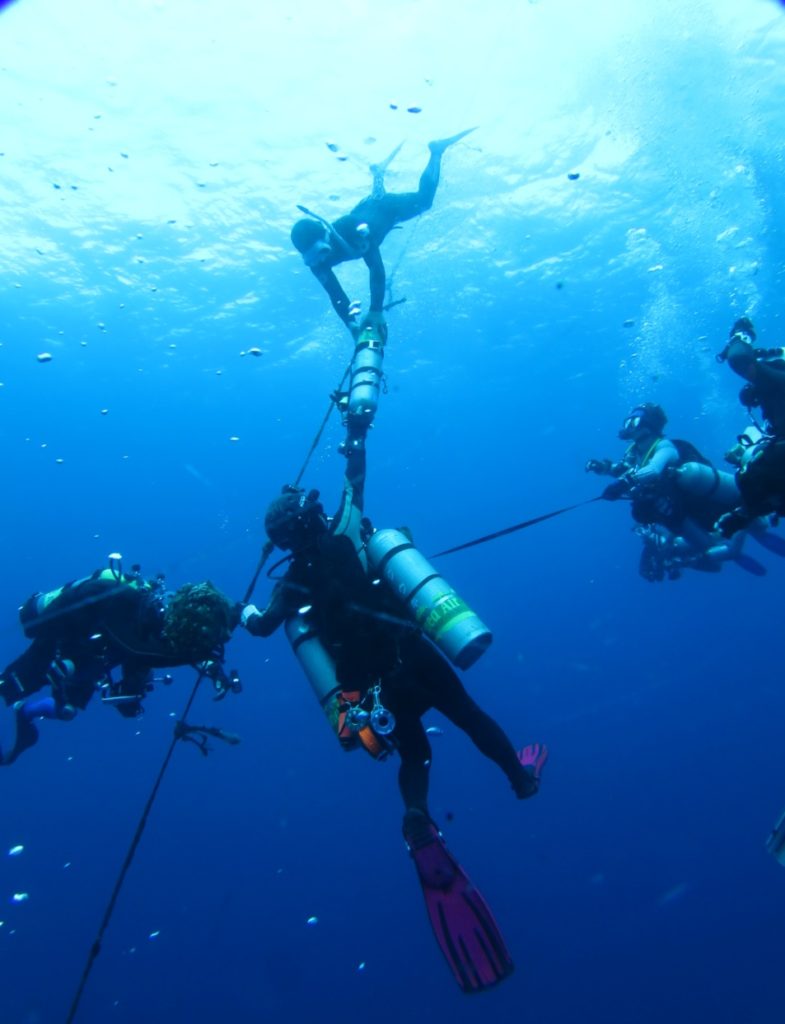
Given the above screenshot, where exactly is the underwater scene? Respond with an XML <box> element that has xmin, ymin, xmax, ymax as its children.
<box><xmin>2</xmin><ymin>1</ymin><xmax>785</xmax><ymax>1021</ymax></box>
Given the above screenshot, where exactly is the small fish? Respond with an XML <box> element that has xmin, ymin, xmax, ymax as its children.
<box><xmin>7</xmin><ymin>846</ymin><xmax>23</xmax><ymax>857</ymax></box>
<box><xmin>326</xmin><ymin>142</ymin><xmax>339</xmax><ymax>153</ymax></box>
<box><xmin>246</xmin><ymin>347</ymin><xmax>263</xmax><ymax>357</ymax></box>
<box><xmin>12</xmin><ymin>893</ymin><xmax>29</xmax><ymax>903</ymax></box>
<box><xmin>37</xmin><ymin>352</ymin><xmax>53</xmax><ymax>362</ymax></box>
<box><xmin>567</xmin><ymin>172</ymin><xmax>580</xmax><ymax>180</ymax></box>
<box><xmin>623</xmin><ymin>319</ymin><xmax>635</xmax><ymax>328</ymax></box>
<box><xmin>306</xmin><ymin>916</ymin><xmax>318</xmax><ymax>926</ymax></box>
<box><xmin>407</xmin><ymin>106</ymin><xmax>422</xmax><ymax>114</ymax></box>
<box><xmin>425</xmin><ymin>726</ymin><xmax>444</xmax><ymax>736</ymax></box>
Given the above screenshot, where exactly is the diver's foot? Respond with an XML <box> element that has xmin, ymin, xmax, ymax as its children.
<box><xmin>402</xmin><ymin>808</ymin><xmax>440</xmax><ymax>850</ymax></box>
<box><xmin>516</xmin><ymin>743</ymin><xmax>548</xmax><ymax>798</ymax></box>
<box><xmin>428</xmin><ymin>126</ymin><xmax>477</xmax><ymax>155</ymax></box>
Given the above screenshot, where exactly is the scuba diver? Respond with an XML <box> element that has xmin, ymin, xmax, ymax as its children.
<box><xmin>0</xmin><ymin>558</ymin><xmax>240</xmax><ymax>765</ymax></box>
<box><xmin>241</xmin><ymin>348</ymin><xmax>546</xmax><ymax>992</ymax></box>
<box><xmin>290</xmin><ymin>128</ymin><xmax>476</xmax><ymax>336</ymax></box>
<box><xmin>715</xmin><ymin>317</ymin><xmax>785</xmax><ymax>536</ymax></box>
<box><xmin>586</xmin><ymin>403</ymin><xmax>764</xmax><ymax>580</ymax></box>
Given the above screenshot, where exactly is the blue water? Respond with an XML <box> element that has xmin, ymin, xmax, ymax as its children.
<box><xmin>2</xmin><ymin>1</ymin><xmax>785</xmax><ymax>1021</ymax></box>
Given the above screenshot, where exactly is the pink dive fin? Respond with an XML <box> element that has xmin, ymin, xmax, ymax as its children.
<box><xmin>404</xmin><ymin>814</ymin><xmax>514</xmax><ymax>993</ymax></box>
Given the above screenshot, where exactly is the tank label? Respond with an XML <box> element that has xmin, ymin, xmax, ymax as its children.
<box><xmin>418</xmin><ymin>594</ymin><xmax>475</xmax><ymax>640</ymax></box>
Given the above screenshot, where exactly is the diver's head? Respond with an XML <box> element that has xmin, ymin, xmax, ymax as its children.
<box><xmin>291</xmin><ymin>218</ymin><xmax>331</xmax><ymax>268</ymax></box>
<box><xmin>162</xmin><ymin>581</ymin><xmax>237</xmax><ymax>661</ymax></box>
<box><xmin>618</xmin><ymin>403</ymin><xmax>667</xmax><ymax>442</ymax></box>
<box><xmin>264</xmin><ymin>486</ymin><xmax>327</xmax><ymax>552</ymax></box>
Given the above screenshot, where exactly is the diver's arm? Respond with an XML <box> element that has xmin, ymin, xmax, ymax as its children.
<box><xmin>748</xmin><ymin>358</ymin><xmax>785</xmax><ymax>391</ymax></box>
<box><xmin>331</xmin><ymin>444</ymin><xmax>367</xmax><ymax>544</ymax></box>
<box><xmin>313</xmin><ymin>267</ymin><xmax>354</xmax><ymax>326</ymax></box>
<box><xmin>726</xmin><ymin>337</ymin><xmax>759</xmax><ymax>382</ymax></box>
<box><xmin>363</xmin><ymin>247</ymin><xmax>386</xmax><ymax>314</ymax></box>
<box><xmin>724</xmin><ymin>337</ymin><xmax>785</xmax><ymax>387</ymax></box>
<box><xmin>242</xmin><ymin>581</ymin><xmax>295</xmax><ymax>638</ymax></box>
<box><xmin>586</xmin><ymin>458</ymin><xmax>626</xmax><ymax>477</ymax></box>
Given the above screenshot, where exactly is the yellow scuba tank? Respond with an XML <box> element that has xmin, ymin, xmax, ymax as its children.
<box><xmin>347</xmin><ymin>322</ymin><xmax>385</xmax><ymax>430</ymax></box>
<box><xmin>19</xmin><ymin>559</ymin><xmax>148</xmax><ymax>639</ymax></box>
<box><xmin>672</xmin><ymin>462</ymin><xmax>740</xmax><ymax>505</ymax></box>
<box><xmin>366</xmin><ymin>528</ymin><xmax>492</xmax><ymax>670</ymax></box>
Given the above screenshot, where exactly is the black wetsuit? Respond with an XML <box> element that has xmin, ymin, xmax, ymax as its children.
<box><xmin>312</xmin><ymin>149</ymin><xmax>443</xmax><ymax>326</ymax></box>
<box><xmin>247</xmin><ymin>447</ymin><xmax>532</xmax><ymax>816</ymax></box>
<box><xmin>726</xmin><ymin>337</ymin><xmax>785</xmax><ymax>516</ymax></box>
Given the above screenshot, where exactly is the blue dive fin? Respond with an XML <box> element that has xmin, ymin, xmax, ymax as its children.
<box><xmin>749</xmin><ymin>526</ymin><xmax>785</xmax><ymax>557</ymax></box>
<box><xmin>733</xmin><ymin>553</ymin><xmax>767</xmax><ymax>576</ymax></box>
<box><xmin>767</xmin><ymin>807</ymin><xmax>785</xmax><ymax>866</ymax></box>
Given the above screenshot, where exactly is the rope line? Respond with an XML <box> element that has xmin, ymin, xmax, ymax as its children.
<box><xmin>65</xmin><ymin>670</ymin><xmax>206</xmax><ymax>1024</ymax></box>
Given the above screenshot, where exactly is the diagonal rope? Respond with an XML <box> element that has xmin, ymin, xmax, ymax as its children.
<box><xmin>65</xmin><ymin>669</ymin><xmax>206</xmax><ymax>1024</ymax></box>
<box><xmin>241</xmin><ymin>361</ymin><xmax>351</xmax><ymax>605</ymax></box>
<box><xmin>430</xmin><ymin>497</ymin><xmax>603</xmax><ymax>559</ymax></box>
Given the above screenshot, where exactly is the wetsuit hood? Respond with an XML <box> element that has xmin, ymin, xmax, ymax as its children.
<box><xmin>619</xmin><ymin>403</ymin><xmax>667</xmax><ymax>441</ymax></box>
<box><xmin>265</xmin><ymin>487</ymin><xmax>327</xmax><ymax>551</ymax></box>
<box><xmin>291</xmin><ymin>218</ymin><xmax>327</xmax><ymax>253</ymax></box>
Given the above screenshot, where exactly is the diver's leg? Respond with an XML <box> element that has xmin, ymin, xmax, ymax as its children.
<box><xmin>0</xmin><ymin>641</ymin><xmax>56</xmax><ymax>706</ymax></box>
<box><xmin>681</xmin><ymin>516</ymin><xmax>743</xmax><ymax>564</ymax></box>
<box><xmin>2</xmin><ymin>692</ymin><xmax>78</xmax><ymax>765</ymax></box>
<box><xmin>414</xmin><ymin>127</ymin><xmax>477</xmax><ymax>209</ymax></box>
<box><xmin>394</xmin><ymin>710</ymin><xmax>433</xmax><ymax>817</ymax></box>
<box><xmin>381</xmin><ymin>127</ymin><xmax>477</xmax><ymax>222</ymax></box>
<box><xmin>416</xmin><ymin>642</ymin><xmax>538</xmax><ymax>798</ymax></box>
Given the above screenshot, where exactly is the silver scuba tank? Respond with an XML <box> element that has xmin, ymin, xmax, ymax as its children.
<box><xmin>366</xmin><ymin>528</ymin><xmax>492</xmax><ymax>670</ymax></box>
<box><xmin>347</xmin><ymin>323</ymin><xmax>385</xmax><ymax>430</ymax></box>
<box><xmin>672</xmin><ymin>462</ymin><xmax>740</xmax><ymax>505</ymax></box>
<box><xmin>284</xmin><ymin>612</ymin><xmax>341</xmax><ymax>711</ymax></box>
<box><xmin>284</xmin><ymin>613</ymin><xmax>392</xmax><ymax>757</ymax></box>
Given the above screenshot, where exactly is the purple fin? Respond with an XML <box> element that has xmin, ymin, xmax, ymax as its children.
<box><xmin>405</xmin><ymin>818</ymin><xmax>514</xmax><ymax>993</ymax></box>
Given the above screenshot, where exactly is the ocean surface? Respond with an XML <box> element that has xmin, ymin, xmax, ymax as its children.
<box><xmin>2</xmin><ymin>1</ymin><xmax>785</xmax><ymax>1021</ymax></box>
